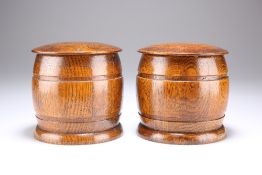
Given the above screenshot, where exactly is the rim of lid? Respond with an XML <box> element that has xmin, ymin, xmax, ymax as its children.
<box><xmin>138</xmin><ymin>43</ymin><xmax>228</xmax><ymax>56</ymax></box>
<box><xmin>32</xmin><ymin>42</ymin><xmax>122</xmax><ymax>55</ymax></box>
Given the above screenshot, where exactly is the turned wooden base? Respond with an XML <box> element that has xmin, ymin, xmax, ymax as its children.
<box><xmin>137</xmin><ymin>123</ymin><xmax>226</xmax><ymax>145</ymax></box>
<box><xmin>34</xmin><ymin>123</ymin><xmax>123</xmax><ymax>145</ymax></box>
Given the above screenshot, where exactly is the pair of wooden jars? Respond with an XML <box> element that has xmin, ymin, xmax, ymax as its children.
<box><xmin>32</xmin><ymin>42</ymin><xmax>229</xmax><ymax>145</ymax></box>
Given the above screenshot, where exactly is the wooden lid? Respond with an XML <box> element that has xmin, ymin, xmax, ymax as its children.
<box><xmin>32</xmin><ymin>42</ymin><xmax>121</xmax><ymax>55</ymax></box>
<box><xmin>138</xmin><ymin>43</ymin><xmax>228</xmax><ymax>56</ymax></box>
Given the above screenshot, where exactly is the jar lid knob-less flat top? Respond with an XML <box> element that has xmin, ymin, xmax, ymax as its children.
<box><xmin>138</xmin><ymin>43</ymin><xmax>228</xmax><ymax>56</ymax></box>
<box><xmin>32</xmin><ymin>42</ymin><xmax>122</xmax><ymax>55</ymax></box>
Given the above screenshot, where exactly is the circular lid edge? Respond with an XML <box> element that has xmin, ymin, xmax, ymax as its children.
<box><xmin>138</xmin><ymin>43</ymin><xmax>229</xmax><ymax>56</ymax></box>
<box><xmin>32</xmin><ymin>42</ymin><xmax>122</xmax><ymax>55</ymax></box>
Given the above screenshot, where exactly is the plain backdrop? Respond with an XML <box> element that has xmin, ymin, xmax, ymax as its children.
<box><xmin>0</xmin><ymin>0</ymin><xmax>261</xmax><ymax>175</ymax></box>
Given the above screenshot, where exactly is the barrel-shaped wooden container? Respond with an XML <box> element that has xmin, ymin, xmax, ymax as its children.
<box><xmin>137</xmin><ymin>43</ymin><xmax>229</xmax><ymax>144</ymax></box>
<box><xmin>32</xmin><ymin>42</ymin><xmax>123</xmax><ymax>144</ymax></box>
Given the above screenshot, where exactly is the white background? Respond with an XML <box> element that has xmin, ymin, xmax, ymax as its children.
<box><xmin>0</xmin><ymin>81</ymin><xmax>261</xmax><ymax>175</ymax></box>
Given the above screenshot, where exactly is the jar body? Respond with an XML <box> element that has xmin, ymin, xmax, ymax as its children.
<box><xmin>32</xmin><ymin>53</ymin><xmax>123</xmax><ymax>144</ymax></box>
<box><xmin>137</xmin><ymin>54</ymin><xmax>229</xmax><ymax>144</ymax></box>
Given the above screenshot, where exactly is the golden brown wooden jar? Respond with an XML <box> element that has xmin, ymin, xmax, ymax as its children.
<box><xmin>137</xmin><ymin>43</ymin><xmax>229</xmax><ymax>144</ymax></box>
<box><xmin>32</xmin><ymin>42</ymin><xmax>123</xmax><ymax>144</ymax></box>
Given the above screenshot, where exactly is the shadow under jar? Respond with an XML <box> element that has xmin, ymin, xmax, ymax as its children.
<box><xmin>137</xmin><ymin>43</ymin><xmax>229</xmax><ymax>144</ymax></box>
<box><xmin>32</xmin><ymin>42</ymin><xmax>123</xmax><ymax>144</ymax></box>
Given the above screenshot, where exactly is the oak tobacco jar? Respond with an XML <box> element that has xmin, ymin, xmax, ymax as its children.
<box><xmin>32</xmin><ymin>42</ymin><xmax>123</xmax><ymax>144</ymax></box>
<box><xmin>137</xmin><ymin>43</ymin><xmax>229</xmax><ymax>144</ymax></box>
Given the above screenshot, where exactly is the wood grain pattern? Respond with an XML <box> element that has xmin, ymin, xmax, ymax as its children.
<box><xmin>35</xmin><ymin>124</ymin><xmax>122</xmax><ymax>145</ymax></box>
<box><xmin>138</xmin><ymin>43</ymin><xmax>228</xmax><ymax>56</ymax></box>
<box><xmin>32</xmin><ymin>42</ymin><xmax>121</xmax><ymax>55</ymax></box>
<box><xmin>137</xmin><ymin>43</ymin><xmax>229</xmax><ymax>144</ymax></box>
<box><xmin>32</xmin><ymin>42</ymin><xmax>123</xmax><ymax>144</ymax></box>
<box><xmin>137</xmin><ymin>76</ymin><xmax>228</xmax><ymax>122</ymax></box>
<box><xmin>140</xmin><ymin>115</ymin><xmax>224</xmax><ymax>133</ymax></box>
<box><xmin>138</xmin><ymin>123</ymin><xmax>226</xmax><ymax>145</ymax></box>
